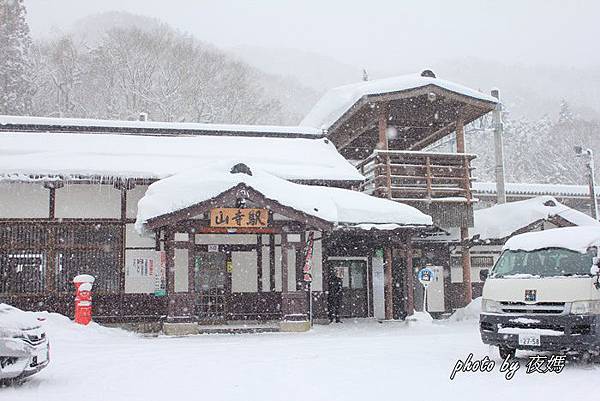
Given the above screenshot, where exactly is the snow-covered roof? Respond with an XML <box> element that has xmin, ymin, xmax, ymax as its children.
<box><xmin>503</xmin><ymin>226</ymin><xmax>600</xmax><ymax>253</ymax></box>
<box><xmin>471</xmin><ymin>196</ymin><xmax>600</xmax><ymax>241</ymax></box>
<box><xmin>136</xmin><ymin>162</ymin><xmax>432</xmax><ymax>231</ymax></box>
<box><xmin>0</xmin><ymin>115</ymin><xmax>323</xmax><ymax>137</ymax></box>
<box><xmin>473</xmin><ymin>182</ymin><xmax>600</xmax><ymax>198</ymax></box>
<box><xmin>300</xmin><ymin>73</ymin><xmax>498</xmax><ymax>130</ymax></box>
<box><xmin>423</xmin><ymin>196</ymin><xmax>599</xmax><ymax>243</ymax></box>
<box><xmin>0</xmin><ymin>131</ymin><xmax>363</xmax><ymax>182</ymax></box>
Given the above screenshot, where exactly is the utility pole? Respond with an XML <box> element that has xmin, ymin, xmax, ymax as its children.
<box><xmin>491</xmin><ymin>89</ymin><xmax>507</xmax><ymax>204</ymax></box>
<box><xmin>575</xmin><ymin>146</ymin><xmax>599</xmax><ymax>220</ymax></box>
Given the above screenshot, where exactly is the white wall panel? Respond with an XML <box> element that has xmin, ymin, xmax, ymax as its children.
<box><xmin>372</xmin><ymin>256</ymin><xmax>385</xmax><ymax>319</ymax></box>
<box><xmin>261</xmin><ymin>245</ymin><xmax>270</xmax><ymax>291</ymax></box>
<box><xmin>0</xmin><ymin>183</ymin><xmax>49</xmax><ymax>218</ymax></box>
<box><xmin>195</xmin><ymin>234</ymin><xmax>257</xmax><ymax>245</ymax></box>
<box><xmin>126</xmin><ymin>185</ymin><xmax>148</xmax><ymax>219</ymax></box>
<box><xmin>287</xmin><ymin>247</ymin><xmax>296</xmax><ymax>292</ymax></box>
<box><xmin>55</xmin><ymin>184</ymin><xmax>120</xmax><ymax>219</ymax></box>
<box><xmin>174</xmin><ymin>248</ymin><xmax>189</xmax><ymax>292</ymax></box>
<box><xmin>125</xmin><ymin>224</ymin><xmax>156</xmax><ymax>248</ymax></box>
<box><xmin>231</xmin><ymin>251</ymin><xmax>258</xmax><ymax>293</ymax></box>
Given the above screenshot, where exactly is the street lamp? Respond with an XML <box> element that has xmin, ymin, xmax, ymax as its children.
<box><xmin>575</xmin><ymin>146</ymin><xmax>599</xmax><ymax>220</ymax></box>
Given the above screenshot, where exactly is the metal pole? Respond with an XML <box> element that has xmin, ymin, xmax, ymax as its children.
<box><xmin>491</xmin><ymin>89</ymin><xmax>507</xmax><ymax>204</ymax></box>
<box><xmin>423</xmin><ymin>287</ymin><xmax>427</xmax><ymax>313</ymax></box>
<box><xmin>587</xmin><ymin>149</ymin><xmax>598</xmax><ymax>220</ymax></box>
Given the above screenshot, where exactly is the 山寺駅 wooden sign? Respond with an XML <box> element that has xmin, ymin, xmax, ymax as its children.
<box><xmin>210</xmin><ymin>208</ymin><xmax>269</xmax><ymax>228</ymax></box>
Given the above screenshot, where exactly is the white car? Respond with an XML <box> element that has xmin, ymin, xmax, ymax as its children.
<box><xmin>0</xmin><ymin>303</ymin><xmax>50</xmax><ymax>383</ymax></box>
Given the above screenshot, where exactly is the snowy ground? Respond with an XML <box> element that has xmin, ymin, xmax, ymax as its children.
<box><xmin>3</xmin><ymin>311</ymin><xmax>599</xmax><ymax>401</ymax></box>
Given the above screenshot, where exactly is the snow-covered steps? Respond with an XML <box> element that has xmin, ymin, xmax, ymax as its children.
<box><xmin>197</xmin><ymin>322</ymin><xmax>280</xmax><ymax>335</ymax></box>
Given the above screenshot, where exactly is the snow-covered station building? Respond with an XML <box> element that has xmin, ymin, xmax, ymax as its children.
<box><xmin>0</xmin><ymin>71</ymin><xmax>499</xmax><ymax>332</ymax></box>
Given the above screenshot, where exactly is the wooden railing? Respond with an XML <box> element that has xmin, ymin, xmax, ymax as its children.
<box><xmin>356</xmin><ymin>150</ymin><xmax>475</xmax><ymax>202</ymax></box>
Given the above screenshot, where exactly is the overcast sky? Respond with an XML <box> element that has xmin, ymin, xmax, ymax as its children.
<box><xmin>26</xmin><ymin>0</ymin><xmax>600</xmax><ymax>71</ymax></box>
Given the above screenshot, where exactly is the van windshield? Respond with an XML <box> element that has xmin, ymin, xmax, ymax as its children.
<box><xmin>491</xmin><ymin>247</ymin><xmax>595</xmax><ymax>278</ymax></box>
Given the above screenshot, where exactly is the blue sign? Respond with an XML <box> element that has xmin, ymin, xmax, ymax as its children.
<box><xmin>417</xmin><ymin>267</ymin><xmax>435</xmax><ymax>287</ymax></box>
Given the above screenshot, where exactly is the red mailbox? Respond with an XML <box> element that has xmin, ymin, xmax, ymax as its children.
<box><xmin>73</xmin><ymin>274</ymin><xmax>95</xmax><ymax>325</ymax></box>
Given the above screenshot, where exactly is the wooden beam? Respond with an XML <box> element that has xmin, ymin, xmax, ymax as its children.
<box><xmin>378</xmin><ymin>104</ymin><xmax>389</xmax><ymax>150</ymax></box>
<box><xmin>49</xmin><ymin>187</ymin><xmax>56</xmax><ymax>219</ymax></box>
<box><xmin>405</xmin><ymin>241</ymin><xmax>414</xmax><ymax>317</ymax></box>
<box><xmin>281</xmin><ymin>234</ymin><xmax>288</xmax><ymax>293</ymax></box>
<box><xmin>334</xmin><ymin>120</ymin><xmax>376</xmax><ymax>150</ymax></box>
<box><xmin>407</xmin><ymin>122</ymin><xmax>456</xmax><ymax>151</ymax></box>
<box><xmin>425</xmin><ymin>156</ymin><xmax>433</xmax><ymax>199</ymax></box>
<box><xmin>269</xmin><ymin>234</ymin><xmax>276</xmax><ymax>292</ymax></box>
<box><xmin>257</xmin><ymin>235</ymin><xmax>263</xmax><ymax>292</ymax></box>
<box><xmin>384</xmin><ymin>247</ymin><xmax>393</xmax><ymax>320</ymax></box>
<box><xmin>455</xmin><ymin>118</ymin><xmax>466</xmax><ymax>153</ymax></box>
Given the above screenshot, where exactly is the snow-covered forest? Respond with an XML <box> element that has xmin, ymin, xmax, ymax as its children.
<box><xmin>2</xmin><ymin>5</ymin><xmax>312</xmax><ymax>124</ymax></box>
<box><xmin>458</xmin><ymin>104</ymin><xmax>600</xmax><ymax>184</ymax></box>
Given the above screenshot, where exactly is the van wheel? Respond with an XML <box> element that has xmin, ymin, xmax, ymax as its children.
<box><xmin>499</xmin><ymin>346</ymin><xmax>516</xmax><ymax>360</ymax></box>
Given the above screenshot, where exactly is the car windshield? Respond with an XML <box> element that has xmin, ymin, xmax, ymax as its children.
<box><xmin>491</xmin><ymin>247</ymin><xmax>595</xmax><ymax>278</ymax></box>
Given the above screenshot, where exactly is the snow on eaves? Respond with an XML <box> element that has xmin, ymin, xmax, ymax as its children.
<box><xmin>503</xmin><ymin>226</ymin><xmax>600</xmax><ymax>253</ymax></box>
<box><xmin>0</xmin><ymin>115</ymin><xmax>323</xmax><ymax>137</ymax></box>
<box><xmin>135</xmin><ymin>162</ymin><xmax>432</xmax><ymax>232</ymax></box>
<box><xmin>473</xmin><ymin>196</ymin><xmax>600</xmax><ymax>241</ymax></box>
<box><xmin>300</xmin><ymin>73</ymin><xmax>498</xmax><ymax>130</ymax></box>
<box><xmin>473</xmin><ymin>182</ymin><xmax>600</xmax><ymax>198</ymax></box>
<box><xmin>0</xmin><ymin>131</ymin><xmax>363</xmax><ymax>182</ymax></box>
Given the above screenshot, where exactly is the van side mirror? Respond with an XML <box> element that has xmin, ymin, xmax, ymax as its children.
<box><xmin>480</xmin><ymin>269</ymin><xmax>489</xmax><ymax>282</ymax></box>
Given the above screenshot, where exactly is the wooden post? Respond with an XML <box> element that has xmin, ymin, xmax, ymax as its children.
<box><xmin>281</xmin><ymin>234</ymin><xmax>288</xmax><ymax>293</ymax></box>
<box><xmin>461</xmin><ymin>227</ymin><xmax>473</xmax><ymax>305</ymax></box>
<box><xmin>269</xmin><ymin>235</ymin><xmax>276</xmax><ymax>292</ymax></box>
<box><xmin>279</xmin><ymin>233</ymin><xmax>309</xmax><ymax>330</ymax></box>
<box><xmin>120</xmin><ymin>187</ymin><xmax>127</xmax><ymax>295</ymax></box>
<box><xmin>463</xmin><ymin>156</ymin><xmax>472</xmax><ymax>203</ymax></box>
<box><xmin>384</xmin><ymin>247</ymin><xmax>393</xmax><ymax>320</ymax></box>
<box><xmin>405</xmin><ymin>241</ymin><xmax>414</xmax><ymax>317</ymax></box>
<box><xmin>456</xmin><ymin>117</ymin><xmax>472</xmax><ymax>305</ymax></box>
<box><xmin>455</xmin><ymin>118</ymin><xmax>465</xmax><ymax>153</ymax></box>
<box><xmin>378</xmin><ymin>103</ymin><xmax>392</xmax><ymax>199</ymax></box>
<box><xmin>425</xmin><ymin>156</ymin><xmax>433</xmax><ymax>199</ymax></box>
<box><xmin>45</xmin><ymin>184</ymin><xmax>56</xmax><ymax>293</ymax></box>
<box><xmin>378</xmin><ymin>104</ymin><xmax>389</xmax><ymax>150</ymax></box>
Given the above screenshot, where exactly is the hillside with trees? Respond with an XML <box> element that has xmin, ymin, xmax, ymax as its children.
<box><xmin>429</xmin><ymin>100</ymin><xmax>599</xmax><ymax>185</ymax></box>
<box><xmin>2</xmin><ymin>8</ymin><xmax>314</xmax><ymax>124</ymax></box>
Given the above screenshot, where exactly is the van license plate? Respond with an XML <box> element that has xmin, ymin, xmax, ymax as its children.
<box><xmin>518</xmin><ymin>333</ymin><xmax>541</xmax><ymax>346</ymax></box>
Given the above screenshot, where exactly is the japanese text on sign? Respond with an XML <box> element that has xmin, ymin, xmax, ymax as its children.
<box><xmin>210</xmin><ymin>208</ymin><xmax>269</xmax><ymax>228</ymax></box>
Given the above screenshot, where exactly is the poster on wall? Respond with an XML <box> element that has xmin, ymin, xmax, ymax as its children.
<box><xmin>131</xmin><ymin>257</ymin><xmax>153</xmax><ymax>277</ymax></box>
<box><xmin>154</xmin><ymin>251</ymin><xmax>166</xmax><ymax>297</ymax></box>
<box><xmin>125</xmin><ymin>250</ymin><xmax>166</xmax><ymax>296</ymax></box>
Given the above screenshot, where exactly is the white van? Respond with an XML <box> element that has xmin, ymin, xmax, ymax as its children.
<box><xmin>480</xmin><ymin>226</ymin><xmax>600</xmax><ymax>359</ymax></box>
